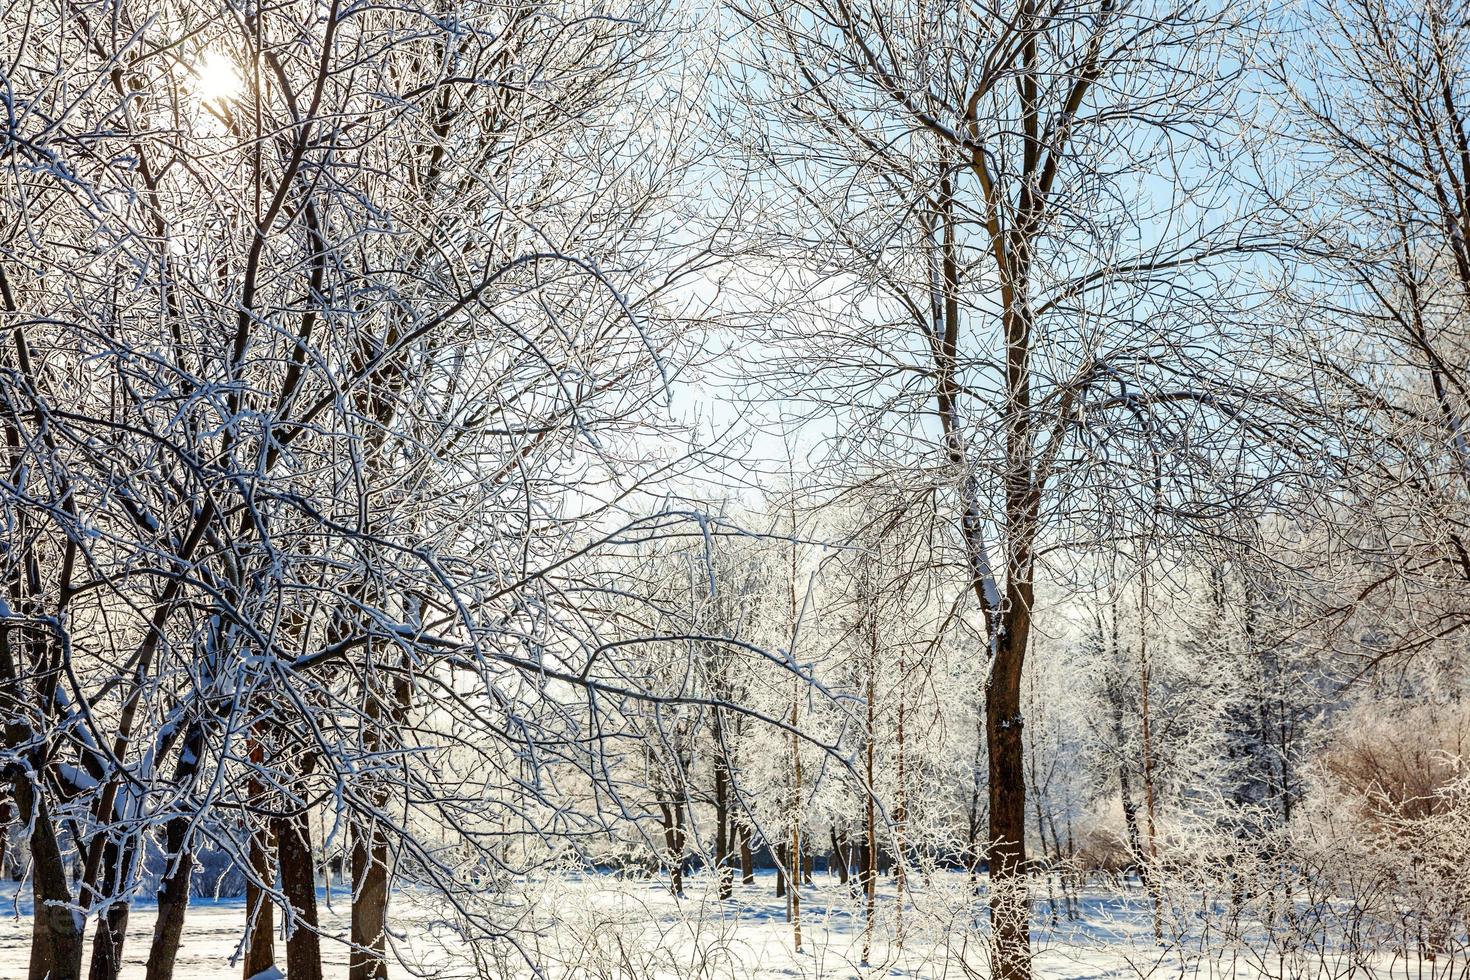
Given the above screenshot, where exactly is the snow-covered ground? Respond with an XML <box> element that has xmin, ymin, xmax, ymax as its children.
<box><xmin>0</xmin><ymin>872</ymin><xmax>1459</xmax><ymax>979</ymax></box>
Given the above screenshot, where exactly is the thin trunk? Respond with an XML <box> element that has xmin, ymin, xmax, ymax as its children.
<box><xmin>276</xmin><ymin>808</ymin><xmax>324</xmax><ymax>980</ymax></box>
<box><xmin>1033</xmin><ymin>793</ymin><xmax>1058</xmax><ymax>927</ymax></box>
<box><xmin>88</xmin><ymin>900</ymin><xmax>131</xmax><ymax>980</ymax></box>
<box><xmin>245</xmin><ymin>818</ymin><xmax>277</xmax><ymax>979</ymax></box>
<box><xmin>1061</xmin><ymin>811</ymin><xmax>1079</xmax><ymax>921</ymax></box>
<box><xmin>786</xmin><ymin>512</ymin><xmax>802</xmax><ymax>952</ymax></box>
<box><xmin>0</xmin><ymin>795</ymin><xmax>10</xmax><ymax>880</ymax></box>
<box><xmin>144</xmin><ymin>815</ymin><xmax>195</xmax><ymax>980</ymax></box>
<box><xmin>350</xmin><ymin>820</ymin><xmax>390</xmax><ymax>980</ymax></box>
<box><xmin>713</xmin><ymin>713</ymin><xmax>733</xmax><ymax>900</ymax></box>
<box><xmin>87</xmin><ymin>833</ymin><xmax>138</xmax><ymax>980</ymax></box>
<box><xmin>830</xmin><ymin>828</ymin><xmax>849</xmax><ymax>886</ymax></box>
<box><xmin>895</xmin><ymin>645</ymin><xmax>909</xmax><ymax>948</ymax></box>
<box><xmin>1139</xmin><ymin>568</ymin><xmax>1163</xmax><ymax>944</ymax></box>
<box><xmin>1026</xmin><ymin>673</ymin><xmax>1057</xmax><ymax>929</ymax></box>
<box><xmin>967</xmin><ymin>711</ymin><xmax>985</xmax><ymax>891</ymax></box>
<box><xmin>738</xmin><ymin>822</ymin><xmax>754</xmax><ymax>884</ymax></box>
<box><xmin>145</xmin><ymin>721</ymin><xmax>208</xmax><ymax>980</ymax></box>
<box><xmin>655</xmin><ymin>774</ymin><xmax>687</xmax><ymax>900</ymax></box>
<box><xmin>1108</xmin><ymin>599</ymin><xmax>1147</xmax><ymax>885</ymax></box>
<box><xmin>1120</xmin><ymin>768</ymin><xmax>1144</xmax><ymax>874</ymax></box>
<box><xmin>244</xmin><ymin>726</ymin><xmax>277</xmax><ymax>980</ymax></box>
<box><xmin>862</xmin><ymin>662</ymin><xmax>878</xmax><ymax>968</ymax></box>
<box><xmin>350</xmin><ymin>661</ymin><xmax>411</xmax><ymax>980</ymax></box>
<box><xmin>674</xmin><ymin>792</ymin><xmax>687</xmax><ymax>897</ymax></box>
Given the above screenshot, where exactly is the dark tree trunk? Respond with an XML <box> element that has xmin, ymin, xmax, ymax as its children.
<box><xmin>244</xmin><ymin>818</ymin><xmax>277</xmax><ymax>979</ymax></box>
<box><xmin>830</xmin><ymin>828</ymin><xmax>848</xmax><ymax>885</ymax></box>
<box><xmin>276</xmin><ymin>809</ymin><xmax>324</xmax><ymax>980</ymax></box>
<box><xmin>1105</xmin><ymin>620</ymin><xmax>1152</xmax><ymax>887</ymax></box>
<box><xmin>88</xmin><ymin>833</ymin><xmax>138</xmax><ymax>980</ymax></box>
<box><xmin>657</xmin><ymin>795</ymin><xmax>685</xmax><ymax>897</ymax></box>
<box><xmin>23</xmin><ymin>790</ymin><xmax>84</xmax><ymax>980</ymax></box>
<box><xmin>350</xmin><ymin>656</ymin><xmax>412</xmax><ymax>980</ymax></box>
<box><xmin>713</xmin><ymin>747</ymin><xmax>732</xmax><ymax>900</ymax></box>
<box><xmin>350</xmin><ymin>819</ymin><xmax>391</xmax><ymax>980</ymax></box>
<box><xmin>88</xmin><ymin>902</ymin><xmax>131</xmax><ymax>980</ymax></box>
<box><xmin>145</xmin><ymin>720</ymin><xmax>208</xmax><ymax>980</ymax></box>
<box><xmin>986</xmin><ymin>604</ymin><xmax>1032</xmax><ymax>980</ymax></box>
<box><xmin>144</xmin><ymin>814</ymin><xmax>195</xmax><ymax>980</ymax></box>
<box><xmin>738</xmin><ymin>822</ymin><xmax>754</xmax><ymax>884</ymax></box>
<box><xmin>774</xmin><ymin>843</ymin><xmax>787</xmax><ymax>898</ymax></box>
<box><xmin>0</xmin><ymin>794</ymin><xmax>10</xmax><ymax>880</ymax></box>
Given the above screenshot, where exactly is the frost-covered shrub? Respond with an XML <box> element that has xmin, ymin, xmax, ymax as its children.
<box><xmin>1070</xmin><ymin>826</ymin><xmax>1133</xmax><ymax>879</ymax></box>
<box><xmin>1302</xmin><ymin>700</ymin><xmax>1470</xmax><ymax>960</ymax></box>
<box><xmin>1319</xmin><ymin>700</ymin><xmax>1470</xmax><ymax>824</ymax></box>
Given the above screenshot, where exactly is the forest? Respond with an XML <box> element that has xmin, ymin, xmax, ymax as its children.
<box><xmin>0</xmin><ymin>0</ymin><xmax>1468</xmax><ymax>976</ymax></box>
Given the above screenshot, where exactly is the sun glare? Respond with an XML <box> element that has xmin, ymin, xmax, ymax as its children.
<box><xmin>194</xmin><ymin>51</ymin><xmax>243</xmax><ymax>104</ymax></box>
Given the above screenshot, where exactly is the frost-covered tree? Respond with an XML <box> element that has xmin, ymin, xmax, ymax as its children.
<box><xmin>719</xmin><ymin>0</ymin><xmax>1279</xmax><ymax>970</ymax></box>
<box><xmin>0</xmin><ymin>0</ymin><xmax>719</xmax><ymax>976</ymax></box>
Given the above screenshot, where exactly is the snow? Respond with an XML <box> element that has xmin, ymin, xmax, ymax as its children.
<box><xmin>0</xmin><ymin>871</ymin><xmax>1458</xmax><ymax>979</ymax></box>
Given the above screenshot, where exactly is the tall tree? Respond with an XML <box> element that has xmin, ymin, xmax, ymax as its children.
<box><xmin>723</xmin><ymin>0</ymin><xmax>1269</xmax><ymax>973</ymax></box>
<box><xmin>0</xmin><ymin>0</ymin><xmax>711</xmax><ymax>975</ymax></box>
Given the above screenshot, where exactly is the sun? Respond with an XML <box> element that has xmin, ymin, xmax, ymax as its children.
<box><xmin>194</xmin><ymin>51</ymin><xmax>243</xmax><ymax>104</ymax></box>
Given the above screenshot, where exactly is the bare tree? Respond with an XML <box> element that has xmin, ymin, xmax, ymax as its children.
<box><xmin>0</xmin><ymin>0</ymin><xmax>720</xmax><ymax>976</ymax></box>
<box><xmin>721</xmin><ymin>0</ymin><xmax>1270</xmax><ymax>973</ymax></box>
<box><xmin>1263</xmin><ymin>0</ymin><xmax>1470</xmax><ymax>675</ymax></box>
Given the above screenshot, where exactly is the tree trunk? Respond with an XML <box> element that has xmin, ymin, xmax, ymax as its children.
<box><xmin>1106</xmin><ymin>600</ymin><xmax>1147</xmax><ymax>886</ymax></box>
<box><xmin>929</xmin><ymin>156</ymin><xmax>1038</xmax><ymax>980</ymax></box>
<box><xmin>786</xmin><ymin>525</ymin><xmax>803</xmax><ymax>952</ymax></box>
<box><xmin>1138</xmin><ymin>568</ymin><xmax>1163</xmax><ymax>943</ymax></box>
<box><xmin>23</xmin><ymin>790</ymin><xmax>84</xmax><ymax>980</ymax></box>
<box><xmin>276</xmin><ymin>809</ymin><xmax>324</xmax><ymax>980</ymax></box>
<box><xmin>144</xmin><ymin>814</ymin><xmax>195</xmax><ymax>980</ymax></box>
<box><xmin>350</xmin><ymin>819</ymin><xmax>391</xmax><ymax>980</ymax></box>
<box><xmin>986</xmin><ymin>603</ymin><xmax>1032</xmax><ymax>980</ymax></box>
<box><xmin>674</xmin><ymin>795</ymin><xmax>687</xmax><ymax>897</ymax></box>
<box><xmin>657</xmin><ymin>794</ymin><xmax>684</xmax><ymax>897</ymax></box>
<box><xmin>88</xmin><ymin>901</ymin><xmax>131</xmax><ymax>980</ymax></box>
<box><xmin>967</xmin><ymin>716</ymin><xmax>985</xmax><ymax>891</ymax></box>
<box><xmin>244</xmin><ymin>817</ymin><xmax>277</xmax><ymax>980</ymax></box>
<box><xmin>896</xmin><ymin>643</ymin><xmax>909</xmax><ymax>947</ymax></box>
<box><xmin>88</xmin><ymin>833</ymin><xmax>138</xmax><ymax>980</ymax></box>
<box><xmin>713</xmin><ymin>737</ymin><xmax>732</xmax><ymax>900</ymax></box>
<box><xmin>895</xmin><ymin>644</ymin><xmax>908</xmax><ymax>896</ymax></box>
<box><xmin>350</xmin><ymin>660</ymin><xmax>410</xmax><ymax>980</ymax></box>
<box><xmin>830</xmin><ymin>828</ymin><xmax>848</xmax><ymax>885</ymax></box>
<box><xmin>738</xmin><ymin>822</ymin><xmax>754</xmax><ymax>884</ymax></box>
<box><xmin>0</xmin><ymin>794</ymin><xmax>10</xmax><ymax>880</ymax></box>
<box><xmin>862</xmin><ymin>696</ymin><xmax>877</xmax><ymax>967</ymax></box>
<box><xmin>145</xmin><ymin>720</ymin><xmax>209</xmax><ymax>980</ymax></box>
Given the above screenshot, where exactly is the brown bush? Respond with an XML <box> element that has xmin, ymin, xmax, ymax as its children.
<box><xmin>1070</xmin><ymin>827</ymin><xmax>1134</xmax><ymax>876</ymax></box>
<box><xmin>1319</xmin><ymin>699</ymin><xmax>1469</xmax><ymax>823</ymax></box>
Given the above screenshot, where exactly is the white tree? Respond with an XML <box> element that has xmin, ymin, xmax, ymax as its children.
<box><xmin>0</xmin><ymin>0</ymin><xmax>719</xmax><ymax>976</ymax></box>
<box><xmin>719</xmin><ymin>0</ymin><xmax>1274</xmax><ymax>972</ymax></box>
